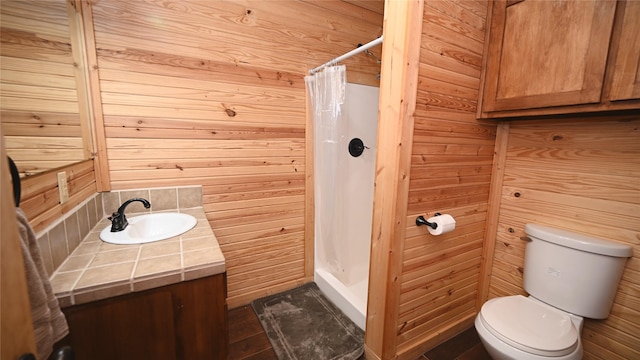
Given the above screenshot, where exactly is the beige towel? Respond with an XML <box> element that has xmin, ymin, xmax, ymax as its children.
<box><xmin>16</xmin><ymin>207</ymin><xmax>69</xmax><ymax>360</ymax></box>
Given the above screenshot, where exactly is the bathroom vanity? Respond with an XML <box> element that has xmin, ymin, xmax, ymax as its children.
<box><xmin>62</xmin><ymin>273</ymin><xmax>227</xmax><ymax>360</ymax></box>
<box><xmin>50</xmin><ymin>207</ymin><xmax>228</xmax><ymax>359</ymax></box>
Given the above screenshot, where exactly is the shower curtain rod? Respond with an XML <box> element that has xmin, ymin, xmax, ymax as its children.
<box><xmin>309</xmin><ymin>35</ymin><xmax>383</xmax><ymax>75</ymax></box>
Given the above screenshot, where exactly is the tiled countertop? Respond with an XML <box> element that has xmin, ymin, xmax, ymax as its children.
<box><xmin>50</xmin><ymin>207</ymin><xmax>225</xmax><ymax>308</ymax></box>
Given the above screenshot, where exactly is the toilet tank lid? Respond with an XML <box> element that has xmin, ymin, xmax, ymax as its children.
<box><xmin>525</xmin><ymin>224</ymin><xmax>633</xmax><ymax>258</ymax></box>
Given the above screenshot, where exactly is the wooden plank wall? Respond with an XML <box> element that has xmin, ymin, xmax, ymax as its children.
<box><xmin>395</xmin><ymin>1</ymin><xmax>494</xmax><ymax>358</ymax></box>
<box><xmin>88</xmin><ymin>0</ymin><xmax>383</xmax><ymax>307</ymax></box>
<box><xmin>0</xmin><ymin>0</ymin><xmax>86</xmax><ymax>176</ymax></box>
<box><xmin>487</xmin><ymin>117</ymin><xmax>640</xmax><ymax>360</ymax></box>
<box><xmin>20</xmin><ymin>160</ymin><xmax>97</xmax><ymax>233</ymax></box>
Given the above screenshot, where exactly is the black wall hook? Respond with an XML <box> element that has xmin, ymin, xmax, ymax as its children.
<box><xmin>415</xmin><ymin>213</ymin><xmax>442</xmax><ymax>229</ymax></box>
<box><xmin>8</xmin><ymin>156</ymin><xmax>21</xmax><ymax>207</ymax></box>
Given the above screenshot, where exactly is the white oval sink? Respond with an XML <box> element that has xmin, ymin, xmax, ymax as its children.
<box><xmin>100</xmin><ymin>213</ymin><xmax>197</xmax><ymax>245</ymax></box>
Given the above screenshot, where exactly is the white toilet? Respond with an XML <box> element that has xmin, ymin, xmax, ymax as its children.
<box><xmin>475</xmin><ymin>224</ymin><xmax>633</xmax><ymax>360</ymax></box>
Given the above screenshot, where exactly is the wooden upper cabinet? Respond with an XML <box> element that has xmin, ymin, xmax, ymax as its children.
<box><xmin>478</xmin><ymin>0</ymin><xmax>640</xmax><ymax>119</ymax></box>
<box><xmin>609</xmin><ymin>0</ymin><xmax>640</xmax><ymax>100</ymax></box>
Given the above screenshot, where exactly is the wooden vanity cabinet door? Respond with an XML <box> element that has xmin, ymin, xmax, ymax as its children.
<box><xmin>64</xmin><ymin>290</ymin><xmax>177</xmax><ymax>360</ymax></box>
<box><xmin>609</xmin><ymin>0</ymin><xmax>640</xmax><ymax>101</ymax></box>
<box><xmin>482</xmin><ymin>0</ymin><xmax>616</xmax><ymax>112</ymax></box>
<box><xmin>63</xmin><ymin>274</ymin><xmax>228</xmax><ymax>360</ymax></box>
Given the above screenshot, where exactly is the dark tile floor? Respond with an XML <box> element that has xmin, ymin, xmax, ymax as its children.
<box><xmin>422</xmin><ymin>326</ymin><xmax>492</xmax><ymax>360</ymax></box>
<box><xmin>228</xmin><ymin>305</ymin><xmax>277</xmax><ymax>359</ymax></box>
<box><xmin>227</xmin><ymin>305</ymin><xmax>492</xmax><ymax>360</ymax></box>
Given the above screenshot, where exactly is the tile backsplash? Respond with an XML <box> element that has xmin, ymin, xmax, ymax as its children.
<box><xmin>102</xmin><ymin>186</ymin><xmax>202</xmax><ymax>216</ymax></box>
<box><xmin>36</xmin><ymin>186</ymin><xmax>203</xmax><ymax>276</ymax></box>
<box><xmin>36</xmin><ymin>193</ymin><xmax>104</xmax><ymax>276</ymax></box>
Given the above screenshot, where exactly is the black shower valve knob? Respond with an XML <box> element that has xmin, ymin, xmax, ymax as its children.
<box><xmin>349</xmin><ymin>138</ymin><xmax>368</xmax><ymax>157</ymax></box>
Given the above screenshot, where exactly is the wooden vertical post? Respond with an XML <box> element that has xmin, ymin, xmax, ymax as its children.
<box><xmin>364</xmin><ymin>0</ymin><xmax>424</xmax><ymax>358</ymax></box>
<box><xmin>76</xmin><ymin>0</ymin><xmax>111</xmax><ymax>191</ymax></box>
<box><xmin>476</xmin><ymin>121</ymin><xmax>509</xmax><ymax>309</ymax></box>
<box><xmin>304</xmin><ymin>78</ymin><xmax>315</xmax><ymax>281</ymax></box>
<box><xmin>67</xmin><ymin>0</ymin><xmax>94</xmax><ymax>163</ymax></box>
<box><xmin>1</xmin><ymin>132</ymin><xmax>37</xmax><ymax>360</ymax></box>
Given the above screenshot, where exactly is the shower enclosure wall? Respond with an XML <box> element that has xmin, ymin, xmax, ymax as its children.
<box><xmin>307</xmin><ymin>68</ymin><xmax>379</xmax><ymax>330</ymax></box>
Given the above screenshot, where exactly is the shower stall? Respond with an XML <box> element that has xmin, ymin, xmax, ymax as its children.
<box><xmin>306</xmin><ymin>64</ymin><xmax>379</xmax><ymax>330</ymax></box>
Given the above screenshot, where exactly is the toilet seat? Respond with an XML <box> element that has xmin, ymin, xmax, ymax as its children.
<box><xmin>479</xmin><ymin>295</ymin><xmax>579</xmax><ymax>357</ymax></box>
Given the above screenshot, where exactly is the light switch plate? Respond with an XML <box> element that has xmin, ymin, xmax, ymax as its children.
<box><xmin>57</xmin><ymin>171</ymin><xmax>69</xmax><ymax>203</ymax></box>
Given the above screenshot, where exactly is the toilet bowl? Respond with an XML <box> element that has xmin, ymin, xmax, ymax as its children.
<box><xmin>475</xmin><ymin>295</ymin><xmax>583</xmax><ymax>360</ymax></box>
<box><xmin>475</xmin><ymin>224</ymin><xmax>632</xmax><ymax>360</ymax></box>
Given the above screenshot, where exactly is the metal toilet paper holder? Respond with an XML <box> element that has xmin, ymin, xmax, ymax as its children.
<box><xmin>415</xmin><ymin>213</ymin><xmax>441</xmax><ymax>229</ymax></box>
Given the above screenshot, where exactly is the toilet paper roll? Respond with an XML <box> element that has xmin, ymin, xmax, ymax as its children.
<box><xmin>427</xmin><ymin>214</ymin><xmax>456</xmax><ymax>235</ymax></box>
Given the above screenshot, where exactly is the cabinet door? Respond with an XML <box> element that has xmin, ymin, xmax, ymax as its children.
<box><xmin>65</xmin><ymin>290</ymin><xmax>177</xmax><ymax>360</ymax></box>
<box><xmin>483</xmin><ymin>0</ymin><xmax>616</xmax><ymax>112</ymax></box>
<box><xmin>609</xmin><ymin>0</ymin><xmax>640</xmax><ymax>100</ymax></box>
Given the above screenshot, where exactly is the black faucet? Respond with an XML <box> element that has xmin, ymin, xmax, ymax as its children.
<box><xmin>108</xmin><ymin>198</ymin><xmax>151</xmax><ymax>232</ymax></box>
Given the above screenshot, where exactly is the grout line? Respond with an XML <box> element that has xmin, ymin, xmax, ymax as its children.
<box><xmin>180</xmin><ymin>236</ymin><xmax>185</xmax><ymax>281</ymax></box>
<box><xmin>62</xmin><ymin>220</ymin><xmax>70</xmax><ymax>258</ymax></box>
<box><xmin>130</xmin><ymin>246</ymin><xmax>143</xmax><ymax>289</ymax></box>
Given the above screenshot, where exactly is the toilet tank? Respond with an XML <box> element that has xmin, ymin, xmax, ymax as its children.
<box><xmin>523</xmin><ymin>224</ymin><xmax>632</xmax><ymax>319</ymax></box>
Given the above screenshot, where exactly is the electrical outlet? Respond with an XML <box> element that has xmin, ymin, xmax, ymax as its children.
<box><xmin>57</xmin><ymin>171</ymin><xmax>69</xmax><ymax>203</ymax></box>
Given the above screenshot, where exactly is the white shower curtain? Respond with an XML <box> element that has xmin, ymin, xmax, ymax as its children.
<box><xmin>305</xmin><ymin>65</ymin><xmax>349</xmax><ymax>283</ymax></box>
